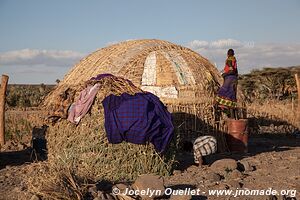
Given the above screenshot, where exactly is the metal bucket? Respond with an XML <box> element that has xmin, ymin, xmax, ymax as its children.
<box><xmin>226</xmin><ymin>119</ymin><xmax>248</xmax><ymax>153</ymax></box>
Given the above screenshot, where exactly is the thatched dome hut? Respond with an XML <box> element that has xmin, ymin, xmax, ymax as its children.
<box><xmin>45</xmin><ymin>39</ymin><xmax>221</xmax><ymax>105</ymax></box>
<box><xmin>44</xmin><ymin>39</ymin><xmax>226</xmax><ymax>182</ymax></box>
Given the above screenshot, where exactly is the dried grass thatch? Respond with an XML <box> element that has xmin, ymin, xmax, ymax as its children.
<box><xmin>43</xmin><ymin>39</ymin><xmax>227</xmax><ymax>184</ymax></box>
<box><xmin>26</xmin><ymin>162</ymin><xmax>89</xmax><ymax>200</ymax></box>
<box><xmin>47</xmin><ymin>98</ymin><xmax>175</xmax><ymax>182</ymax></box>
<box><xmin>44</xmin><ymin>39</ymin><xmax>221</xmax><ymax>106</ymax></box>
<box><xmin>45</xmin><ymin>75</ymin><xmax>176</xmax><ymax>182</ymax></box>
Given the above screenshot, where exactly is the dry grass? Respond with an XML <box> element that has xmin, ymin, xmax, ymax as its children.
<box><xmin>4</xmin><ymin>109</ymin><xmax>45</xmax><ymax>142</ymax></box>
<box><xmin>26</xmin><ymin>39</ymin><xmax>236</xmax><ymax>198</ymax></box>
<box><xmin>24</xmin><ymin>99</ymin><xmax>300</xmax><ymax>199</ymax></box>
<box><xmin>26</xmin><ymin>162</ymin><xmax>89</xmax><ymax>200</ymax></box>
<box><xmin>47</xmin><ymin>102</ymin><xmax>175</xmax><ymax>182</ymax></box>
<box><xmin>44</xmin><ymin>76</ymin><xmax>177</xmax><ymax>183</ymax></box>
<box><xmin>44</xmin><ymin>39</ymin><xmax>222</xmax><ymax>107</ymax></box>
<box><xmin>247</xmin><ymin>99</ymin><xmax>300</xmax><ymax>129</ymax></box>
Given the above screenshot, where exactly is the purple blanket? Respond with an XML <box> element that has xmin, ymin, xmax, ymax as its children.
<box><xmin>90</xmin><ymin>73</ymin><xmax>114</xmax><ymax>80</ymax></box>
<box><xmin>102</xmin><ymin>92</ymin><xmax>174</xmax><ymax>153</ymax></box>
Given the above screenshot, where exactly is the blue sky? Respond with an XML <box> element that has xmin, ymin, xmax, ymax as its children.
<box><xmin>1</xmin><ymin>0</ymin><xmax>300</xmax><ymax>83</ymax></box>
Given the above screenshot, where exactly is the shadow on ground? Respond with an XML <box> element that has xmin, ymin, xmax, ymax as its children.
<box><xmin>0</xmin><ymin>125</ymin><xmax>48</xmax><ymax>169</ymax></box>
<box><xmin>171</xmin><ymin>112</ymin><xmax>300</xmax><ymax>171</ymax></box>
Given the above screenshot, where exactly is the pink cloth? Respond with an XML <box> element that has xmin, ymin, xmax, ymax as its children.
<box><xmin>67</xmin><ymin>84</ymin><xmax>100</xmax><ymax>124</ymax></box>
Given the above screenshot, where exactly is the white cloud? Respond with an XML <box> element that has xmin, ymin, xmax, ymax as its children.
<box><xmin>186</xmin><ymin>39</ymin><xmax>300</xmax><ymax>73</ymax></box>
<box><xmin>0</xmin><ymin>49</ymin><xmax>85</xmax><ymax>67</ymax></box>
<box><xmin>210</xmin><ymin>39</ymin><xmax>243</xmax><ymax>49</ymax></box>
<box><xmin>188</xmin><ymin>40</ymin><xmax>209</xmax><ymax>49</ymax></box>
<box><xmin>0</xmin><ymin>49</ymin><xmax>86</xmax><ymax>83</ymax></box>
<box><xmin>1</xmin><ymin>40</ymin><xmax>300</xmax><ymax>83</ymax></box>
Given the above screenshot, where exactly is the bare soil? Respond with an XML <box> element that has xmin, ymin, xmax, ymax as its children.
<box><xmin>0</xmin><ymin>120</ymin><xmax>299</xmax><ymax>200</ymax></box>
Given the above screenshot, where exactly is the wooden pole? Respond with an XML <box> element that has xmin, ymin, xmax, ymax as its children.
<box><xmin>295</xmin><ymin>73</ymin><xmax>300</xmax><ymax>127</ymax></box>
<box><xmin>295</xmin><ymin>73</ymin><xmax>300</xmax><ymax>101</ymax></box>
<box><xmin>0</xmin><ymin>75</ymin><xmax>9</xmax><ymax>147</ymax></box>
<box><xmin>296</xmin><ymin>73</ymin><xmax>300</xmax><ymax>105</ymax></box>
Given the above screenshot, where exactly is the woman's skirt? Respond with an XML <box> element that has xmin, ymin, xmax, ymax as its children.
<box><xmin>216</xmin><ymin>74</ymin><xmax>238</xmax><ymax>108</ymax></box>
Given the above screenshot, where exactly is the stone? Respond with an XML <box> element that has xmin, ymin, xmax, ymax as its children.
<box><xmin>226</xmin><ymin>169</ymin><xmax>242</xmax><ymax>180</ymax></box>
<box><xmin>210</xmin><ymin>159</ymin><xmax>237</xmax><ymax>173</ymax></box>
<box><xmin>30</xmin><ymin>195</ymin><xmax>41</xmax><ymax>200</ymax></box>
<box><xmin>205</xmin><ymin>172</ymin><xmax>221</xmax><ymax>182</ymax></box>
<box><xmin>226</xmin><ymin>180</ymin><xmax>241</xmax><ymax>189</ymax></box>
<box><xmin>114</xmin><ymin>183</ymin><xmax>129</xmax><ymax>192</ymax></box>
<box><xmin>112</xmin><ymin>183</ymin><xmax>134</xmax><ymax>200</ymax></box>
<box><xmin>173</xmin><ymin>170</ymin><xmax>182</xmax><ymax>175</ymax></box>
<box><xmin>169</xmin><ymin>194</ymin><xmax>192</xmax><ymax>200</ymax></box>
<box><xmin>132</xmin><ymin>174</ymin><xmax>165</xmax><ymax>199</ymax></box>
<box><xmin>186</xmin><ymin>165</ymin><xmax>198</xmax><ymax>172</ymax></box>
<box><xmin>238</xmin><ymin>160</ymin><xmax>254</xmax><ymax>172</ymax></box>
<box><xmin>216</xmin><ymin>183</ymin><xmax>228</xmax><ymax>190</ymax></box>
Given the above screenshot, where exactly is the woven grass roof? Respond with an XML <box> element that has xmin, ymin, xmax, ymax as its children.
<box><xmin>45</xmin><ymin>39</ymin><xmax>221</xmax><ymax>105</ymax></box>
<box><xmin>39</xmin><ymin>40</ymin><xmax>227</xmax><ymax>183</ymax></box>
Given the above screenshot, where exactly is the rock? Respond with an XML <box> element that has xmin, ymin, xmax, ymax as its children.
<box><xmin>173</xmin><ymin>170</ymin><xmax>182</xmax><ymax>175</ymax></box>
<box><xmin>132</xmin><ymin>174</ymin><xmax>165</xmax><ymax>199</ymax></box>
<box><xmin>238</xmin><ymin>160</ymin><xmax>254</xmax><ymax>172</ymax></box>
<box><xmin>5</xmin><ymin>165</ymin><xmax>12</xmax><ymax>170</ymax></box>
<box><xmin>205</xmin><ymin>172</ymin><xmax>221</xmax><ymax>182</ymax></box>
<box><xmin>210</xmin><ymin>159</ymin><xmax>237</xmax><ymax>173</ymax></box>
<box><xmin>226</xmin><ymin>180</ymin><xmax>241</xmax><ymax>189</ymax></box>
<box><xmin>114</xmin><ymin>183</ymin><xmax>129</xmax><ymax>192</ymax></box>
<box><xmin>186</xmin><ymin>165</ymin><xmax>198</xmax><ymax>172</ymax></box>
<box><xmin>226</xmin><ymin>169</ymin><xmax>242</xmax><ymax>180</ymax></box>
<box><xmin>169</xmin><ymin>194</ymin><xmax>192</xmax><ymax>200</ymax></box>
<box><xmin>30</xmin><ymin>195</ymin><xmax>41</xmax><ymax>200</ymax></box>
<box><xmin>112</xmin><ymin>183</ymin><xmax>135</xmax><ymax>200</ymax></box>
<box><xmin>216</xmin><ymin>183</ymin><xmax>228</xmax><ymax>190</ymax></box>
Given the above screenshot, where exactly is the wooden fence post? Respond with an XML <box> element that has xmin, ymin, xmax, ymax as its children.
<box><xmin>295</xmin><ymin>73</ymin><xmax>300</xmax><ymax>127</ymax></box>
<box><xmin>296</xmin><ymin>73</ymin><xmax>300</xmax><ymax>103</ymax></box>
<box><xmin>0</xmin><ymin>75</ymin><xmax>9</xmax><ymax>147</ymax></box>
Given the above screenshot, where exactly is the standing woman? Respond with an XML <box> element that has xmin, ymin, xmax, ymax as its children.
<box><xmin>216</xmin><ymin>49</ymin><xmax>238</xmax><ymax>111</ymax></box>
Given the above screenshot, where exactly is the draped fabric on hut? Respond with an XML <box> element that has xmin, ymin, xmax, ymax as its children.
<box><xmin>103</xmin><ymin>92</ymin><xmax>174</xmax><ymax>153</ymax></box>
<box><xmin>43</xmin><ymin>39</ymin><xmax>232</xmax><ymax>181</ymax></box>
<box><xmin>48</xmin><ymin>74</ymin><xmax>174</xmax><ymax>153</ymax></box>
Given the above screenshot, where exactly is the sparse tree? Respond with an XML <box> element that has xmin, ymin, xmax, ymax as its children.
<box><xmin>55</xmin><ymin>79</ymin><xmax>61</xmax><ymax>84</ymax></box>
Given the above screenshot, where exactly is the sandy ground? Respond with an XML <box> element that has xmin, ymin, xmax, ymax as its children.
<box><xmin>166</xmin><ymin>135</ymin><xmax>300</xmax><ymax>200</ymax></box>
<box><xmin>0</xmin><ymin>134</ymin><xmax>299</xmax><ymax>200</ymax></box>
